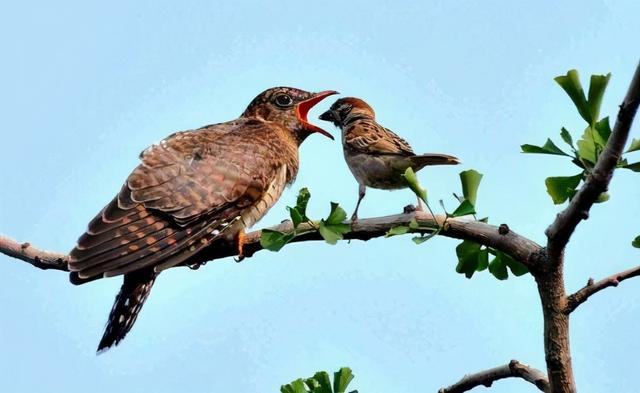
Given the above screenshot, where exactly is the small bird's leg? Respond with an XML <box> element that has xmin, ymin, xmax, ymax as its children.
<box><xmin>234</xmin><ymin>229</ymin><xmax>246</xmax><ymax>263</ymax></box>
<box><xmin>351</xmin><ymin>184</ymin><xmax>366</xmax><ymax>221</ymax></box>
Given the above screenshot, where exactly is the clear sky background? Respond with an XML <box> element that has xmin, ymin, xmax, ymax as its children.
<box><xmin>1</xmin><ymin>1</ymin><xmax>639</xmax><ymax>392</ymax></box>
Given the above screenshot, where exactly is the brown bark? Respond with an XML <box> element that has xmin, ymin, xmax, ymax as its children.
<box><xmin>566</xmin><ymin>265</ymin><xmax>640</xmax><ymax>313</ymax></box>
<box><xmin>0</xmin><ymin>211</ymin><xmax>541</xmax><ymax>275</ymax></box>
<box><xmin>439</xmin><ymin>359</ymin><xmax>549</xmax><ymax>393</ymax></box>
<box><xmin>534</xmin><ymin>255</ymin><xmax>575</xmax><ymax>393</ymax></box>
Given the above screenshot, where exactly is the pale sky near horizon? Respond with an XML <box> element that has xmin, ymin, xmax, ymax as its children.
<box><xmin>1</xmin><ymin>1</ymin><xmax>639</xmax><ymax>392</ymax></box>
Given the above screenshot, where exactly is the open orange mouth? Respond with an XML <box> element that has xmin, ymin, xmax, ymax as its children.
<box><xmin>295</xmin><ymin>90</ymin><xmax>338</xmax><ymax>139</ymax></box>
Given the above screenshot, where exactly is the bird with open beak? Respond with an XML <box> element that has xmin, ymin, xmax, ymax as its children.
<box><xmin>69</xmin><ymin>87</ymin><xmax>337</xmax><ymax>352</ymax></box>
<box><xmin>320</xmin><ymin>96</ymin><xmax>460</xmax><ymax>220</ymax></box>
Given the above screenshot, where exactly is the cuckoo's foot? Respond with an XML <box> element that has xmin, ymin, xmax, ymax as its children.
<box><xmin>234</xmin><ymin>229</ymin><xmax>246</xmax><ymax>263</ymax></box>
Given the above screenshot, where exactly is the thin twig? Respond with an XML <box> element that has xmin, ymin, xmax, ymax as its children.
<box><xmin>566</xmin><ymin>265</ymin><xmax>640</xmax><ymax>313</ymax></box>
<box><xmin>438</xmin><ymin>360</ymin><xmax>550</xmax><ymax>392</ymax></box>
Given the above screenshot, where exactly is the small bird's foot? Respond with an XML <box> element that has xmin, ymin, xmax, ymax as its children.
<box><xmin>403</xmin><ymin>204</ymin><xmax>417</xmax><ymax>214</ymax></box>
<box><xmin>234</xmin><ymin>230</ymin><xmax>246</xmax><ymax>263</ymax></box>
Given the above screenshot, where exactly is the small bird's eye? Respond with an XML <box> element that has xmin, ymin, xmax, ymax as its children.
<box><xmin>274</xmin><ymin>94</ymin><xmax>294</xmax><ymax>108</ymax></box>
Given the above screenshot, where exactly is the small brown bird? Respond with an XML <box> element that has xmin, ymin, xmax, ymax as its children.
<box><xmin>69</xmin><ymin>87</ymin><xmax>337</xmax><ymax>352</ymax></box>
<box><xmin>319</xmin><ymin>97</ymin><xmax>459</xmax><ymax>220</ymax></box>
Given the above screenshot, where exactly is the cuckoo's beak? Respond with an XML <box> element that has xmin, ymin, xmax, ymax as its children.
<box><xmin>296</xmin><ymin>90</ymin><xmax>338</xmax><ymax>139</ymax></box>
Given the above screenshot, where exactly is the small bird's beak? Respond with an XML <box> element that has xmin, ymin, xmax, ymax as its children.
<box><xmin>318</xmin><ymin>109</ymin><xmax>336</xmax><ymax>123</ymax></box>
<box><xmin>296</xmin><ymin>90</ymin><xmax>338</xmax><ymax>140</ymax></box>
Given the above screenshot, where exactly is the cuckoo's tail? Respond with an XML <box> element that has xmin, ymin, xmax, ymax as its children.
<box><xmin>96</xmin><ymin>269</ymin><xmax>157</xmax><ymax>353</ymax></box>
<box><xmin>409</xmin><ymin>153</ymin><xmax>460</xmax><ymax>170</ymax></box>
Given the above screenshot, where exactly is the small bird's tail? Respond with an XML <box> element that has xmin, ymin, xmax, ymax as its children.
<box><xmin>410</xmin><ymin>153</ymin><xmax>460</xmax><ymax>170</ymax></box>
<box><xmin>96</xmin><ymin>269</ymin><xmax>157</xmax><ymax>353</ymax></box>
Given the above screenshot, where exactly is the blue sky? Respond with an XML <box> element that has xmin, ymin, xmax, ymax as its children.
<box><xmin>1</xmin><ymin>1</ymin><xmax>639</xmax><ymax>392</ymax></box>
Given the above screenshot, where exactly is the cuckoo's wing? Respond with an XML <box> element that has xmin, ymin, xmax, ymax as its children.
<box><xmin>344</xmin><ymin>121</ymin><xmax>415</xmax><ymax>156</ymax></box>
<box><xmin>69</xmin><ymin>120</ymin><xmax>284</xmax><ymax>279</ymax></box>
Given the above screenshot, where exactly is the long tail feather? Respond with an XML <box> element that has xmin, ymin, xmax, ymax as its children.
<box><xmin>96</xmin><ymin>269</ymin><xmax>157</xmax><ymax>353</ymax></box>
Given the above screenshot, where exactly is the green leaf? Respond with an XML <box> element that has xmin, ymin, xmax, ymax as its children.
<box><xmin>304</xmin><ymin>378</ymin><xmax>320</xmax><ymax>391</ymax></box>
<box><xmin>595</xmin><ymin>192</ymin><xmax>610</xmax><ymax>203</ymax></box>
<box><xmin>319</xmin><ymin>221</ymin><xmax>350</xmax><ymax>245</ymax></box>
<box><xmin>577</xmin><ymin>118</ymin><xmax>611</xmax><ymax>164</ymax></box>
<box><xmin>499</xmin><ymin>251</ymin><xmax>528</xmax><ymax>276</ymax></box>
<box><xmin>260</xmin><ymin>229</ymin><xmax>295</xmax><ymax>252</ymax></box>
<box><xmin>594</xmin><ymin>117</ymin><xmax>612</xmax><ymax>145</ymax></box>
<box><xmin>587</xmin><ymin>73</ymin><xmax>611</xmax><ymax>123</ymax></box>
<box><xmin>622</xmin><ymin>162</ymin><xmax>640</xmax><ymax>172</ymax></box>
<box><xmin>333</xmin><ymin>368</ymin><xmax>355</xmax><ymax>393</ymax></box>
<box><xmin>296</xmin><ymin>187</ymin><xmax>311</xmax><ymax>216</ymax></box>
<box><xmin>287</xmin><ymin>188</ymin><xmax>311</xmax><ymax>229</ymax></box>
<box><xmin>476</xmin><ymin>248</ymin><xmax>489</xmax><ymax>271</ymax></box>
<box><xmin>626</xmin><ymin>138</ymin><xmax>640</xmax><ymax>153</ymax></box>
<box><xmin>412</xmin><ymin>228</ymin><xmax>440</xmax><ymax>244</ymax></box>
<box><xmin>488</xmin><ymin>253</ymin><xmax>508</xmax><ymax>280</ymax></box>
<box><xmin>632</xmin><ymin>236</ymin><xmax>640</xmax><ymax>248</ymax></box>
<box><xmin>319</xmin><ymin>203</ymin><xmax>350</xmax><ymax>245</ymax></box>
<box><xmin>576</xmin><ymin>127</ymin><xmax>598</xmax><ymax>164</ymax></box>
<box><xmin>455</xmin><ymin>240</ymin><xmax>482</xmax><ymax>278</ymax></box>
<box><xmin>386</xmin><ymin>225</ymin><xmax>410</xmax><ymax>237</ymax></box>
<box><xmin>325</xmin><ymin>202</ymin><xmax>347</xmax><ymax>225</ymax></box>
<box><xmin>289</xmin><ymin>207</ymin><xmax>305</xmax><ymax>229</ymax></box>
<box><xmin>408</xmin><ymin>218</ymin><xmax>419</xmax><ymax>229</ymax></box>
<box><xmin>521</xmin><ymin>138</ymin><xmax>570</xmax><ymax>156</ymax></box>
<box><xmin>560</xmin><ymin>127</ymin><xmax>574</xmax><ymax>148</ymax></box>
<box><xmin>451</xmin><ymin>199</ymin><xmax>476</xmax><ymax>217</ymax></box>
<box><xmin>311</xmin><ymin>372</ymin><xmax>333</xmax><ymax>393</ymax></box>
<box><xmin>545</xmin><ymin>174</ymin><xmax>583</xmax><ymax>204</ymax></box>
<box><xmin>281</xmin><ymin>379</ymin><xmax>308</xmax><ymax>393</ymax></box>
<box><xmin>403</xmin><ymin>167</ymin><xmax>427</xmax><ymax>203</ymax></box>
<box><xmin>555</xmin><ymin>69</ymin><xmax>591</xmax><ymax>124</ymax></box>
<box><xmin>459</xmin><ymin>169</ymin><xmax>483</xmax><ymax>206</ymax></box>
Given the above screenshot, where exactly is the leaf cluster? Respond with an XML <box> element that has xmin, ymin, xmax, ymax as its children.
<box><xmin>261</xmin><ymin>188</ymin><xmax>351</xmax><ymax>251</ymax></box>
<box><xmin>281</xmin><ymin>367</ymin><xmax>357</xmax><ymax>393</ymax></box>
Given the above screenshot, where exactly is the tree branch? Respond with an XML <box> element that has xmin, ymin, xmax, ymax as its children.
<box><xmin>0</xmin><ymin>235</ymin><xmax>68</xmax><ymax>271</ymax></box>
<box><xmin>566</xmin><ymin>265</ymin><xmax>640</xmax><ymax>313</ymax></box>
<box><xmin>438</xmin><ymin>360</ymin><xmax>550</xmax><ymax>393</ymax></box>
<box><xmin>0</xmin><ymin>212</ymin><xmax>541</xmax><ymax>276</ymax></box>
<box><xmin>546</xmin><ymin>62</ymin><xmax>640</xmax><ymax>259</ymax></box>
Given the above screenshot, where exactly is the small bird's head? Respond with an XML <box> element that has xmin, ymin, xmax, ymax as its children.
<box><xmin>318</xmin><ymin>97</ymin><xmax>375</xmax><ymax>128</ymax></box>
<box><xmin>242</xmin><ymin>87</ymin><xmax>338</xmax><ymax>142</ymax></box>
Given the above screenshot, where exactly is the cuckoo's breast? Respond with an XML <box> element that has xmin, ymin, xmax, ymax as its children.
<box><xmin>235</xmin><ymin>164</ymin><xmax>288</xmax><ymax>232</ymax></box>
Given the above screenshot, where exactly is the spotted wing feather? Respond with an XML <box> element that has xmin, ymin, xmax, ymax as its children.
<box><xmin>69</xmin><ymin>119</ymin><xmax>288</xmax><ymax>280</ymax></box>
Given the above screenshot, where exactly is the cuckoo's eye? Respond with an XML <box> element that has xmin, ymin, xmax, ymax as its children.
<box><xmin>274</xmin><ymin>93</ymin><xmax>294</xmax><ymax>108</ymax></box>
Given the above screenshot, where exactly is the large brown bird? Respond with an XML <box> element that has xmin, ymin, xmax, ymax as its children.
<box><xmin>319</xmin><ymin>97</ymin><xmax>459</xmax><ymax>220</ymax></box>
<box><xmin>69</xmin><ymin>87</ymin><xmax>337</xmax><ymax>352</ymax></box>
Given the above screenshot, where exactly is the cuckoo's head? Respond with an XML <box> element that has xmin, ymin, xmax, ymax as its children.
<box><xmin>242</xmin><ymin>87</ymin><xmax>338</xmax><ymax>142</ymax></box>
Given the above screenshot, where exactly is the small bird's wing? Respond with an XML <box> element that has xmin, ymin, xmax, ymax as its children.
<box><xmin>69</xmin><ymin>119</ymin><xmax>285</xmax><ymax>279</ymax></box>
<box><xmin>344</xmin><ymin>121</ymin><xmax>415</xmax><ymax>156</ymax></box>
